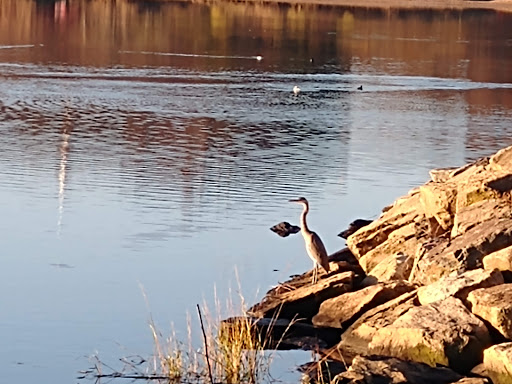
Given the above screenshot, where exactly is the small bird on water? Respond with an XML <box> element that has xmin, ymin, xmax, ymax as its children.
<box><xmin>289</xmin><ymin>197</ymin><xmax>330</xmax><ymax>284</ymax></box>
<box><xmin>293</xmin><ymin>85</ymin><xmax>301</xmax><ymax>95</ymax></box>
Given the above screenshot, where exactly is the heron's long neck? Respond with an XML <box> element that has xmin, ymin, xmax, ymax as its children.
<box><xmin>300</xmin><ymin>203</ymin><xmax>310</xmax><ymax>233</ymax></box>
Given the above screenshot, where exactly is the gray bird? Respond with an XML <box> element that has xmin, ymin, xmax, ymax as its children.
<box><xmin>289</xmin><ymin>197</ymin><xmax>330</xmax><ymax>284</ymax></box>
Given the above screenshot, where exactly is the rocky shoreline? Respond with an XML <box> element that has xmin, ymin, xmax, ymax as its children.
<box><xmin>186</xmin><ymin>0</ymin><xmax>512</xmax><ymax>13</ymax></box>
<box><xmin>235</xmin><ymin>145</ymin><xmax>512</xmax><ymax>383</ymax></box>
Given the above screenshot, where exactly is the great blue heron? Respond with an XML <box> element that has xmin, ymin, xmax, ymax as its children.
<box><xmin>289</xmin><ymin>197</ymin><xmax>330</xmax><ymax>284</ymax></box>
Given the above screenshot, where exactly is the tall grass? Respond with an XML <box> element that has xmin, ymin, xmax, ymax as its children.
<box><xmin>82</xmin><ymin>279</ymin><xmax>290</xmax><ymax>383</ymax></box>
<box><xmin>145</xmin><ymin>285</ymin><xmax>281</xmax><ymax>384</ymax></box>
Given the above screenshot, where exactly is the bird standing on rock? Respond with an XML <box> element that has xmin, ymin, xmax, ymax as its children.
<box><xmin>289</xmin><ymin>197</ymin><xmax>330</xmax><ymax>284</ymax></box>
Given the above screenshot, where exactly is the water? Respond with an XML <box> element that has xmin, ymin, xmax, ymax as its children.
<box><xmin>1</xmin><ymin>1</ymin><xmax>512</xmax><ymax>383</ymax></box>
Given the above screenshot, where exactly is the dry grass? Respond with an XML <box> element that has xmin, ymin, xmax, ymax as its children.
<box><xmin>82</xmin><ymin>280</ymin><xmax>288</xmax><ymax>383</ymax></box>
<box><xmin>147</xmin><ymin>286</ymin><xmax>280</xmax><ymax>384</ymax></box>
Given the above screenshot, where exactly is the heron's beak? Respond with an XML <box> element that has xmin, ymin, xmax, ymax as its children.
<box><xmin>289</xmin><ymin>199</ymin><xmax>300</xmax><ymax>203</ymax></box>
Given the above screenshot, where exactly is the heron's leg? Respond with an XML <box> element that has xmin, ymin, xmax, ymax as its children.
<box><xmin>312</xmin><ymin>262</ymin><xmax>317</xmax><ymax>284</ymax></box>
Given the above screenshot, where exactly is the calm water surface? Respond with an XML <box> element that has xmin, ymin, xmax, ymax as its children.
<box><xmin>1</xmin><ymin>1</ymin><xmax>512</xmax><ymax>383</ymax></box>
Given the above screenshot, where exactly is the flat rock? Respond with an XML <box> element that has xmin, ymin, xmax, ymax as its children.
<box><xmin>467</xmin><ymin>284</ymin><xmax>512</xmax><ymax>340</ymax></box>
<box><xmin>490</xmin><ymin>145</ymin><xmax>512</xmax><ymax>174</ymax></box>
<box><xmin>451</xmin><ymin>197</ymin><xmax>512</xmax><ymax>238</ymax></box>
<box><xmin>362</xmin><ymin>252</ymin><xmax>414</xmax><ymax>285</ymax></box>
<box><xmin>482</xmin><ymin>343</ymin><xmax>512</xmax><ymax>384</ymax></box>
<box><xmin>346</xmin><ymin>190</ymin><xmax>426</xmax><ymax>261</ymax></box>
<box><xmin>247</xmin><ymin>271</ymin><xmax>355</xmax><ymax>320</ymax></box>
<box><xmin>336</xmin><ymin>355</ymin><xmax>464</xmax><ymax>384</ymax></box>
<box><xmin>312</xmin><ymin>281</ymin><xmax>415</xmax><ymax>329</ymax></box>
<box><xmin>483</xmin><ymin>245</ymin><xmax>512</xmax><ymax>282</ymax></box>
<box><xmin>429</xmin><ymin>167</ymin><xmax>459</xmax><ymax>183</ymax></box>
<box><xmin>368</xmin><ymin>296</ymin><xmax>491</xmax><ymax>373</ymax></box>
<box><xmin>411</xmin><ymin>217</ymin><xmax>512</xmax><ymax>285</ymax></box>
<box><xmin>417</xmin><ymin>268</ymin><xmax>504</xmax><ymax>306</ymax></box>
<box><xmin>359</xmin><ymin>221</ymin><xmax>426</xmax><ymax>274</ymax></box>
<box><xmin>333</xmin><ymin>290</ymin><xmax>418</xmax><ymax>361</ymax></box>
<box><xmin>453</xmin><ymin>379</ymin><xmax>490</xmax><ymax>384</ymax></box>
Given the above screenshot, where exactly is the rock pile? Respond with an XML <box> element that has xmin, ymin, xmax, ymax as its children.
<box><xmin>244</xmin><ymin>145</ymin><xmax>512</xmax><ymax>383</ymax></box>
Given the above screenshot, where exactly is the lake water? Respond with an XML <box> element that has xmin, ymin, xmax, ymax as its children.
<box><xmin>1</xmin><ymin>1</ymin><xmax>512</xmax><ymax>383</ymax></box>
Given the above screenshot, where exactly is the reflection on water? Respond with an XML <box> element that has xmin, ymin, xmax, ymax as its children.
<box><xmin>0</xmin><ymin>1</ymin><xmax>512</xmax><ymax>384</ymax></box>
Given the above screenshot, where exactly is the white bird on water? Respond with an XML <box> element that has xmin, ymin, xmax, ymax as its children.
<box><xmin>293</xmin><ymin>85</ymin><xmax>301</xmax><ymax>95</ymax></box>
<box><xmin>289</xmin><ymin>197</ymin><xmax>330</xmax><ymax>284</ymax></box>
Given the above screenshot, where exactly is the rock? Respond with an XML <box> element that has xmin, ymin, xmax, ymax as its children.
<box><xmin>411</xmin><ymin>217</ymin><xmax>512</xmax><ymax>285</ymax></box>
<box><xmin>489</xmin><ymin>144</ymin><xmax>512</xmax><ymax>174</ymax></box>
<box><xmin>417</xmin><ymin>268</ymin><xmax>504</xmax><ymax>306</ymax></box>
<box><xmin>248</xmin><ymin>271</ymin><xmax>355</xmax><ymax>320</ymax></box>
<box><xmin>269</xmin><ymin>221</ymin><xmax>300</xmax><ymax>237</ymax></box>
<box><xmin>453</xmin><ymin>379</ymin><xmax>490</xmax><ymax>384</ymax></box>
<box><xmin>419</xmin><ymin>182</ymin><xmax>457</xmax><ymax>232</ymax></box>
<box><xmin>368</xmin><ymin>297</ymin><xmax>491</xmax><ymax>373</ymax></box>
<box><xmin>346</xmin><ymin>189</ymin><xmax>425</xmax><ymax>261</ymax></box>
<box><xmin>336</xmin><ymin>355</ymin><xmax>464</xmax><ymax>384</ymax></box>
<box><xmin>483</xmin><ymin>245</ymin><xmax>512</xmax><ymax>283</ymax></box>
<box><xmin>467</xmin><ymin>284</ymin><xmax>512</xmax><ymax>340</ymax></box>
<box><xmin>327</xmin><ymin>247</ymin><xmax>365</xmax><ymax>275</ymax></box>
<box><xmin>358</xmin><ymin>220</ymin><xmax>426</xmax><ymax>274</ymax></box>
<box><xmin>429</xmin><ymin>167</ymin><xmax>459</xmax><ymax>183</ymax></box>
<box><xmin>219</xmin><ymin>317</ymin><xmax>341</xmax><ymax>350</ymax></box>
<box><xmin>362</xmin><ymin>252</ymin><xmax>414</xmax><ymax>285</ymax></box>
<box><xmin>482</xmin><ymin>343</ymin><xmax>512</xmax><ymax>384</ymax></box>
<box><xmin>451</xmin><ymin>198</ymin><xmax>511</xmax><ymax>238</ymax></box>
<box><xmin>333</xmin><ymin>291</ymin><xmax>418</xmax><ymax>361</ymax></box>
<box><xmin>337</xmin><ymin>219</ymin><xmax>373</xmax><ymax>239</ymax></box>
<box><xmin>299</xmin><ymin>360</ymin><xmax>346</xmax><ymax>383</ymax></box>
<box><xmin>312</xmin><ymin>281</ymin><xmax>415</xmax><ymax>329</ymax></box>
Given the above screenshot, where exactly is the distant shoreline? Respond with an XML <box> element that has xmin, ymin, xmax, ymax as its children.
<box><xmin>186</xmin><ymin>0</ymin><xmax>512</xmax><ymax>12</ymax></box>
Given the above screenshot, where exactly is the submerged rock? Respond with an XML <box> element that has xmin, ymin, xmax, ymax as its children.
<box><xmin>270</xmin><ymin>221</ymin><xmax>300</xmax><ymax>237</ymax></box>
<box><xmin>219</xmin><ymin>317</ymin><xmax>341</xmax><ymax>350</ymax></box>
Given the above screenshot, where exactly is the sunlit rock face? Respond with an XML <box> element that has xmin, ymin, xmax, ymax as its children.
<box><xmin>249</xmin><ymin>145</ymin><xmax>512</xmax><ymax>383</ymax></box>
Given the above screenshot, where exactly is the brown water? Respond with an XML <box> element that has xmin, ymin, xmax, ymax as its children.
<box><xmin>1</xmin><ymin>1</ymin><xmax>512</xmax><ymax>383</ymax></box>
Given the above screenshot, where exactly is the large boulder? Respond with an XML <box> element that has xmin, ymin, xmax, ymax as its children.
<box><xmin>483</xmin><ymin>245</ymin><xmax>512</xmax><ymax>283</ymax></box>
<box><xmin>467</xmin><ymin>284</ymin><xmax>512</xmax><ymax>340</ymax></box>
<box><xmin>368</xmin><ymin>296</ymin><xmax>491</xmax><ymax>373</ymax></box>
<box><xmin>410</xmin><ymin>217</ymin><xmax>512</xmax><ymax>285</ymax></box>
<box><xmin>489</xmin><ymin>145</ymin><xmax>512</xmax><ymax>174</ymax></box>
<box><xmin>334</xmin><ymin>290</ymin><xmax>418</xmax><ymax>360</ymax></box>
<box><xmin>417</xmin><ymin>268</ymin><xmax>504</xmax><ymax>306</ymax></box>
<box><xmin>419</xmin><ymin>182</ymin><xmax>457</xmax><ymax>232</ymax></box>
<box><xmin>481</xmin><ymin>343</ymin><xmax>512</xmax><ymax>384</ymax></box>
<box><xmin>248</xmin><ymin>271</ymin><xmax>355</xmax><ymax>320</ymax></box>
<box><xmin>346</xmin><ymin>190</ymin><xmax>429</xmax><ymax>274</ymax></box>
<box><xmin>336</xmin><ymin>355</ymin><xmax>466</xmax><ymax>384</ymax></box>
<box><xmin>312</xmin><ymin>281</ymin><xmax>415</xmax><ymax>329</ymax></box>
